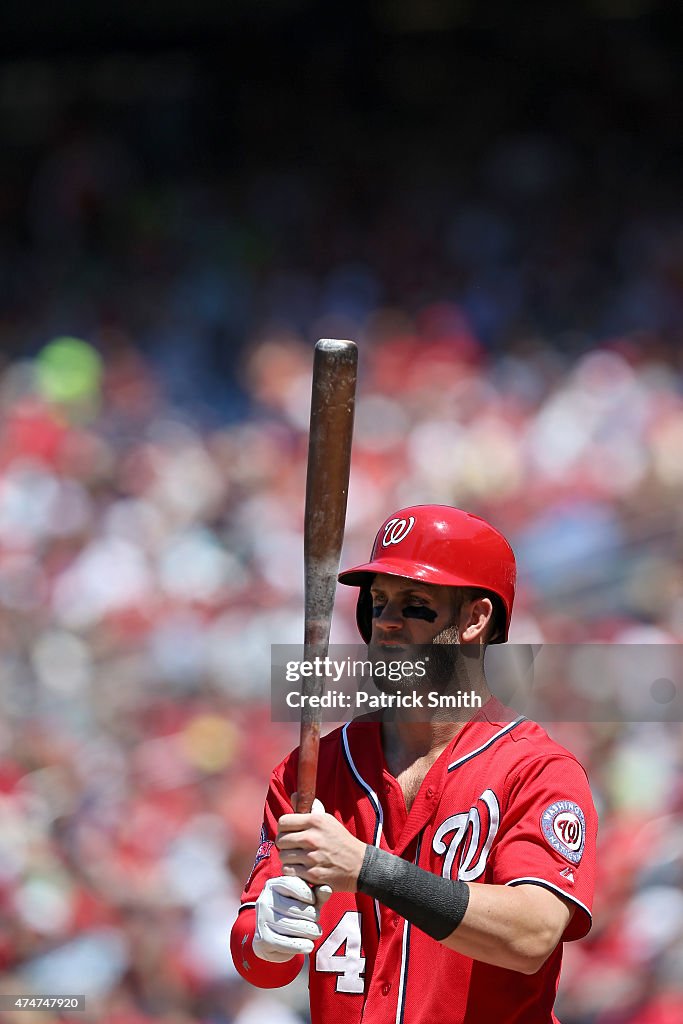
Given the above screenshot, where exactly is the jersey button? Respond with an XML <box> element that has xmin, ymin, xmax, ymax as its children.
<box><xmin>392</xmin><ymin>915</ymin><xmax>399</xmax><ymax>927</ymax></box>
<box><xmin>384</xmin><ymin>782</ymin><xmax>391</xmax><ymax>793</ymax></box>
<box><xmin>427</xmin><ymin>787</ymin><xmax>435</xmax><ymax>798</ymax></box>
<box><xmin>382</xmin><ymin>983</ymin><xmax>391</xmax><ymax>996</ymax></box>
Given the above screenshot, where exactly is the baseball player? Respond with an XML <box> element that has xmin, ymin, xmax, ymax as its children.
<box><xmin>231</xmin><ymin>506</ymin><xmax>597</xmax><ymax>1023</ymax></box>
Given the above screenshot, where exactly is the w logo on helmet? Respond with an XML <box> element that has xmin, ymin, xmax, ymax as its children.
<box><xmin>382</xmin><ymin>517</ymin><xmax>416</xmax><ymax>547</ymax></box>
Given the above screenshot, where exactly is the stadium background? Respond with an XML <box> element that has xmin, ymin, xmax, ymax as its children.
<box><xmin>1</xmin><ymin>2</ymin><xmax>683</xmax><ymax>1020</ymax></box>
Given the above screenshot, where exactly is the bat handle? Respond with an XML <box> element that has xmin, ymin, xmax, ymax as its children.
<box><xmin>297</xmin><ymin>718</ymin><xmax>320</xmax><ymax>814</ymax></box>
<box><xmin>297</xmin><ymin>640</ymin><xmax>326</xmax><ymax>813</ymax></box>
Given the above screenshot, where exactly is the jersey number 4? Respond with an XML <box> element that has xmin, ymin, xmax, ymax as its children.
<box><xmin>315</xmin><ymin>911</ymin><xmax>365</xmax><ymax>993</ymax></box>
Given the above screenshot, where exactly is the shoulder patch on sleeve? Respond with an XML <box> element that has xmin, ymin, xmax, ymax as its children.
<box><xmin>246</xmin><ymin>824</ymin><xmax>274</xmax><ymax>884</ymax></box>
<box><xmin>541</xmin><ymin>800</ymin><xmax>586</xmax><ymax>864</ymax></box>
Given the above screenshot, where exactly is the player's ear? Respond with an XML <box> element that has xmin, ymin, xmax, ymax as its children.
<box><xmin>459</xmin><ymin>597</ymin><xmax>494</xmax><ymax>644</ymax></box>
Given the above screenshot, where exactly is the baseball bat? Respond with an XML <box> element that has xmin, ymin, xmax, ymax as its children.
<box><xmin>297</xmin><ymin>339</ymin><xmax>358</xmax><ymax>814</ymax></box>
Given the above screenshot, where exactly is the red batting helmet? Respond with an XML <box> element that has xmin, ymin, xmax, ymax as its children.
<box><xmin>338</xmin><ymin>505</ymin><xmax>516</xmax><ymax>643</ymax></box>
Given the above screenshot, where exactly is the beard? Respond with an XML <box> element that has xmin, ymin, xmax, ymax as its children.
<box><xmin>366</xmin><ymin>624</ymin><xmax>462</xmax><ymax>695</ymax></box>
<box><xmin>431</xmin><ymin>624</ymin><xmax>460</xmax><ymax>645</ymax></box>
<box><xmin>424</xmin><ymin>624</ymin><xmax>463</xmax><ymax>692</ymax></box>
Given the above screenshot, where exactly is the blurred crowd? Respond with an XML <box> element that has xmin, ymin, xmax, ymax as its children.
<box><xmin>2</xmin><ymin>22</ymin><xmax>683</xmax><ymax>1023</ymax></box>
<box><xmin>2</xmin><ymin>325</ymin><xmax>683</xmax><ymax>1023</ymax></box>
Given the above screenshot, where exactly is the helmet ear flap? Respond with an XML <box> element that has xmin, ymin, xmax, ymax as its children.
<box><xmin>356</xmin><ymin>584</ymin><xmax>373</xmax><ymax>644</ymax></box>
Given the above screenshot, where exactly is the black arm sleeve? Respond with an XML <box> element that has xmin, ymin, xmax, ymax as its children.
<box><xmin>357</xmin><ymin>844</ymin><xmax>470</xmax><ymax>940</ymax></box>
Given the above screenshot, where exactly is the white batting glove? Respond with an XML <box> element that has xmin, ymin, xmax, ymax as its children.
<box><xmin>253</xmin><ymin>875</ymin><xmax>329</xmax><ymax>962</ymax></box>
<box><xmin>253</xmin><ymin>798</ymin><xmax>332</xmax><ymax>963</ymax></box>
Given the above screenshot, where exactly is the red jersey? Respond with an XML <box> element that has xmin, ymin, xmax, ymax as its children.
<box><xmin>231</xmin><ymin>700</ymin><xmax>597</xmax><ymax>1024</ymax></box>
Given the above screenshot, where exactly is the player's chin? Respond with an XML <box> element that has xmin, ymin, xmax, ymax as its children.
<box><xmin>371</xmin><ymin>675</ymin><xmax>423</xmax><ymax>696</ymax></box>
<box><xmin>367</xmin><ymin>643</ymin><xmax>431</xmax><ymax>691</ymax></box>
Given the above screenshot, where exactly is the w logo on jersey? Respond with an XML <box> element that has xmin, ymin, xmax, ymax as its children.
<box><xmin>432</xmin><ymin>789</ymin><xmax>500</xmax><ymax>881</ymax></box>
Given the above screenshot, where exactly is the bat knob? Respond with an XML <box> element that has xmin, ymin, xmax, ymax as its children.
<box><xmin>316</xmin><ymin>339</ymin><xmax>357</xmax><ymax>356</ymax></box>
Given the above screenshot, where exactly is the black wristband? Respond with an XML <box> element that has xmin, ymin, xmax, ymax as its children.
<box><xmin>357</xmin><ymin>845</ymin><xmax>470</xmax><ymax>941</ymax></box>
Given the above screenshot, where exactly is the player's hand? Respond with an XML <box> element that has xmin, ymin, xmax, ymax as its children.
<box><xmin>288</xmin><ymin>796</ymin><xmax>333</xmax><ymax>902</ymax></box>
<box><xmin>276</xmin><ymin>799</ymin><xmax>367</xmax><ymax>893</ymax></box>
<box><xmin>253</xmin><ymin>874</ymin><xmax>331</xmax><ymax>962</ymax></box>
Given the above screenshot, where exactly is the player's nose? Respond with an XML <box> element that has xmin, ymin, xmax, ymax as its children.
<box><xmin>373</xmin><ymin>601</ymin><xmax>404</xmax><ymax>631</ymax></box>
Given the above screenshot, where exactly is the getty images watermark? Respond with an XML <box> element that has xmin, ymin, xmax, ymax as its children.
<box><xmin>283</xmin><ymin>654</ymin><xmax>481</xmax><ymax>712</ymax></box>
<box><xmin>271</xmin><ymin>644</ymin><xmax>683</xmax><ymax>723</ymax></box>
